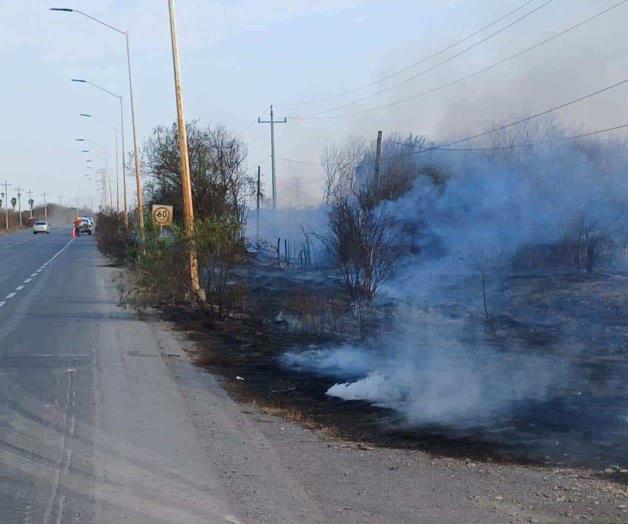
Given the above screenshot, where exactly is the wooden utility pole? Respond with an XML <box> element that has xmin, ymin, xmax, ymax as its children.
<box><xmin>374</xmin><ymin>130</ymin><xmax>383</xmax><ymax>193</ymax></box>
<box><xmin>256</xmin><ymin>165</ymin><xmax>261</xmax><ymax>249</ymax></box>
<box><xmin>258</xmin><ymin>105</ymin><xmax>287</xmax><ymax>211</ymax></box>
<box><xmin>168</xmin><ymin>0</ymin><xmax>203</xmax><ymax>300</ymax></box>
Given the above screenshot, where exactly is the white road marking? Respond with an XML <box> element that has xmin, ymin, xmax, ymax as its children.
<box><xmin>0</xmin><ymin>239</ymin><xmax>74</xmax><ymax>315</ymax></box>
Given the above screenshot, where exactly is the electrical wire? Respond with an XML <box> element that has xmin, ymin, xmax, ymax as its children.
<box><xmin>291</xmin><ymin>0</ymin><xmax>554</xmax><ymax>118</ymax></box>
<box><xmin>293</xmin><ymin>0</ymin><xmax>628</xmax><ymax>121</ymax></box>
<box><xmin>278</xmin><ymin>0</ymin><xmax>540</xmax><ymax>108</ymax></box>
<box><xmin>417</xmin><ymin>123</ymin><xmax>628</xmax><ymax>152</ymax></box>
<box><xmin>278</xmin><ymin>158</ymin><xmax>324</xmax><ymax>166</ymax></box>
<box><xmin>277</xmin><ymin>122</ymin><xmax>628</xmax><ymax>167</ymax></box>
<box><xmin>399</xmin><ymin>77</ymin><xmax>628</xmax><ymax>157</ymax></box>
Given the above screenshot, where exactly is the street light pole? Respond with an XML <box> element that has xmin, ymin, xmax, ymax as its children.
<box><xmin>125</xmin><ymin>33</ymin><xmax>145</xmax><ymax>244</ymax></box>
<box><xmin>80</xmin><ymin>113</ymin><xmax>119</xmax><ymax>211</ymax></box>
<box><xmin>78</xmin><ymin>138</ymin><xmax>111</xmax><ymax>210</ymax></box>
<box><xmin>72</xmin><ymin>79</ymin><xmax>128</xmax><ymax>226</ymax></box>
<box><xmin>167</xmin><ymin>0</ymin><xmax>203</xmax><ymax>300</ymax></box>
<box><xmin>51</xmin><ymin>8</ymin><xmax>144</xmax><ymax>244</ymax></box>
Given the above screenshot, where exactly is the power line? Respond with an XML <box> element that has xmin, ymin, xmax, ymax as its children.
<box><xmin>420</xmin><ymin>123</ymin><xmax>628</xmax><ymax>152</ymax></box>
<box><xmin>294</xmin><ymin>0</ymin><xmax>628</xmax><ymax>121</ymax></box>
<box><xmin>381</xmin><ymin>77</ymin><xmax>628</xmax><ymax>162</ymax></box>
<box><xmin>236</xmin><ymin>118</ymin><xmax>259</xmax><ymax>136</ymax></box>
<box><xmin>277</xmin><ymin>122</ymin><xmax>628</xmax><ymax>168</ymax></box>
<box><xmin>292</xmin><ymin>0</ymin><xmax>554</xmax><ymax>118</ymax></box>
<box><xmin>278</xmin><ymin>158</ymin><xmax>324</xmax><ymax>166</ymax></box>
<box><xmin>422</xmin><ymin>77</ymin><xmax>628</xmax><ymax>152</ymax></box>
<box><xmin>278</xmin><ymin>0</ymin><xmax>540</xmax><ymax>108</ymax></box>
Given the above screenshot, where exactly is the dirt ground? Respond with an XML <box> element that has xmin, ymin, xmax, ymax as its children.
<box><xmin>160</xmin><ymin>318</ymin><xmax>628</xmax><ymax>523</ymax></box>
<box><xmin>147</xmin><ymin>261</ymin><xmax>628</xmax><ymax>522</ymax></box>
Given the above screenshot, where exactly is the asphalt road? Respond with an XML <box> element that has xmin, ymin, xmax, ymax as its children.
<box><xmin>0</xmin><ymin>228</ymin><xmax>238</xmax><ymax>523</ymax></box>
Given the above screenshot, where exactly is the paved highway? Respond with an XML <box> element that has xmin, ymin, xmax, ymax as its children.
<box><xmin>0</xmin><ymin>229</ymin><xmax>237</xmax><ymax>523</ymax></box>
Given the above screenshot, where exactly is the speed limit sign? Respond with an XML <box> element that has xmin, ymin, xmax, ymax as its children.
<box><xmin>152</xmin><ymin>205</ymin><xmax>173</xmax><ymax>227</ymax></box>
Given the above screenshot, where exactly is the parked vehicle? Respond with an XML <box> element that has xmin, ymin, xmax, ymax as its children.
<box><xmin>73</xmin><ymin>216</ymin><xmax>93</xmax><ymax>236</ymax></box>
<box><xmin>33</xmin><ymin>220</ymin><xmax>50</xmax><ymax>234</ymax></box>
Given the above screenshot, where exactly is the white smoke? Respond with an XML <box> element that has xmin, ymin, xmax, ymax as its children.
<box><xmin>281</xmin><ymin>129</ymin><xmax>628</xmax><ymax>427</ymax></box>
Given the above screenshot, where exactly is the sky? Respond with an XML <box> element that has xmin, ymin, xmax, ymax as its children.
<box><xmin>1</xmin><ymin>0</ymin><xmax>627</xmax><ymax>210</ymax></box>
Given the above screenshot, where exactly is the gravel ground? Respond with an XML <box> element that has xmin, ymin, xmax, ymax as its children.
<box><xmin>158</xmin><ymin>321</ymin><xmax>628</xmax><ymax>524</ymax></box>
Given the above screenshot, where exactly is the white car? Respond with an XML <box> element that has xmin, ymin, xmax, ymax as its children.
<box><xmin>33</xmin><ymin>220</ymin><xmax>50</xmax><ymax>234</ymax></box>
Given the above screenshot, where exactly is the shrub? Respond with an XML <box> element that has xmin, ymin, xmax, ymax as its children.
<box><xmin>96</xmin><ymin>212</ymin><xmax>134</xmax><ymax>264</ymax></box>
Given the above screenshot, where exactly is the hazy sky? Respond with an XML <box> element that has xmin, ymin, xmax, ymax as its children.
<box><xmin>1</xmin><ymin>0</ymin><xmax>627</xmax><ymax>209</ymax></box>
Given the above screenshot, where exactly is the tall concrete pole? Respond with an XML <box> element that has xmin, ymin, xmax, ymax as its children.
<box><xmin>125</xmin><ymin>32</ymin><xmax>145</xmax><ymax>244</ymax></box>
<box><xmin>119</xmin><ymin>96</ymin><xmax>128</xmax><ymax>226</ymax></box>
<box><xmin>2</xmin><ymin>180</ymin><xmax>10</xmax><ymax>230</ymax></box>
<box><xmin>168</xmin><ymin>0</ymin><xmax>203</xmax><ymax>299</ymax></box>
<box><xmin>27</xmin><ymin>189</ymin><xmax>34</xmax><ymax>218</ymax></box>
<box><xmin>258</xmin><ymin>105</ymin><xmax>286</xmax><ymax>211</ymax></box>
<box><xmin>16</xmin><ymin>187</ymin><xmax>22</xmax><ymax>227</ymax></box>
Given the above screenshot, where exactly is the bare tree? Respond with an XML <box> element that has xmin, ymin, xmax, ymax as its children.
<box><xmin>323</xmin><ymin>139</ymin><xmax>403</xmax><ymax>300</ymax></box>
<box><xmin>460</xmin><ymin>249</ymin><xmax>504</xmax><ymax>333</ymax></box>
<box><xmin>562</xmin><ymin>211</ymin><xmax>617</xmax><ymax>273</ymax></box>
<box><xmin>321</xmin><ymin>140</ymin><xmax>368</xmax><ymax>205</ymax></box>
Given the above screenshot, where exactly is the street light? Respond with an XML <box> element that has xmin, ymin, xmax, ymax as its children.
<box><xmin>80</xmin><ymin>112</ymin><xmax>120</xmax><ymax>212</ymax></box>
<box><xmin>51</xmin><ymin>8</ymin><xmax>144</xmax><ymax>244</ymax></box>
<box><xmin>71</xmin><ymin>78</ymin><xmax>128</xmax><ymax>226</ymax></box>
<box><xmin>77</xmin><ymin>138</ymin><xmax>112</xmax><ymax>210</ymax></box>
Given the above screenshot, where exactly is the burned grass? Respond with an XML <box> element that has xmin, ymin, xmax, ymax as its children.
<box><xmin>157</xmin><ymin>264</ymin><xmax>604</xmax><ymax>469</ymax></box>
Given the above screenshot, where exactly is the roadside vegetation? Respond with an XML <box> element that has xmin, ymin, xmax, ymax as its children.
<box><xmin>96</xmin><ymin>119</ymin><xmax>628</xmax><ymax>474</ymax></box>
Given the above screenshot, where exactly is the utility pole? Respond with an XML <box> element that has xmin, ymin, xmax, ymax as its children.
<box><xmin>168</xmin><ymin>0</ymin><xmax>203</xmax><ymax>300</ymax></box>
<box><xmin>2</xmin><ymin>180</ymin><xmax>10</xmax><ymax>230</ymax></box>
<box><xmin>42</xmin><ymin>192</ymin><xmax>48</xmax><ymax>220</ymax></box>
<box><xmin>119</xmin><ymin>96</ymin><xmax>128</xmax><ymax>226</ymax></box>
<box><xmin>16</xmin><ymin>186</ymin><xmax>22</xmax><ymax>227</ymax></box>
<box><xmin>256</xmin><ymin>165</ymin><xmax>261</xmax><ymax>249</ymax></box>
<box><xmin>58</xmin><ymin>195</ymin><xmax>62</xmax><ymax>208</ymax></box>
<box><xmin>258</xmin><ymin>105</ymin><xmax>286</xmax><ymax>211</ymax></box>
<box><xmin>374</xmin><ymin>130</ymin><xmax>383</xmax><ymax>194</ymax></box>
<box><xmin>27</xmin><ymin>189</ymin><xmax>34</xmax><ymax>218</ymax></box>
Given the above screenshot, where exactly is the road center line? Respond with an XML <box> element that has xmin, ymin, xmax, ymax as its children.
<box><xmin>15</xmin><ymin>285</ymin><xmax>24</xmax><ymax>291</ymax></box>
<box><xmin>0</xmin><ymin>301</ymin><xmax>5</xmax><ymax>308</ymax></box>
<box><xmin>5</xmin><ymin>293</ymin><xmax>16</xmax><ymax>299</ymax></box>
<box><xmin>24</xmin><ymin>278</ymin><xmax>32</xmax><ymax>283</ymax></box>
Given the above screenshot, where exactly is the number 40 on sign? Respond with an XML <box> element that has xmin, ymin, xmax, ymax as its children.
<box><xmin>152</xmin><ymin>205</ymin><xmax>173</xmax><ymax>227</ymax></box>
